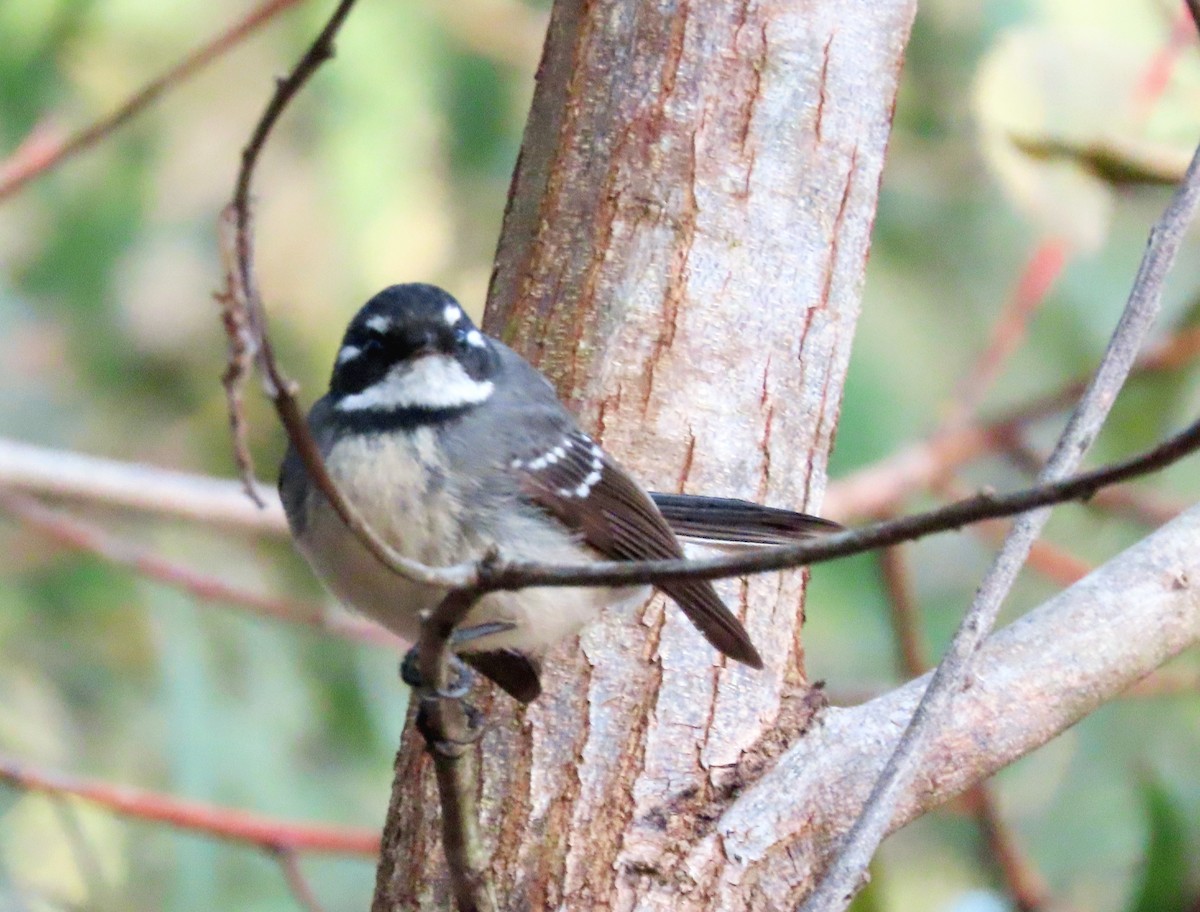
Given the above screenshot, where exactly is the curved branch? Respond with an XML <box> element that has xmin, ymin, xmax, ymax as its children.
<box><xmin>217</xmin><ymin>0</ymin><xmax>473</xmax><ymax>591</ymax></box>
<box><xmin>0</xmin><ymin>0</ymin><xmax>306</xmax><ymax>201</ymax></box>
<box><xmin>665</xmin><ymin>503</ymin><xmax>1200</xmax><ymax>905</ymax></box>
<box><xmin>411</xmin><ymin>585</ymin><xmax>498</xmax><ymax>912</ymax></box>
<box><xmin>802</xmin><ymin>133</ymin><xmax>1200</xmax><ymax>912</ymax></box>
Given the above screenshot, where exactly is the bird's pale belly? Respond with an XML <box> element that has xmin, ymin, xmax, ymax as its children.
<box><xmin>297</xmin><ymin>432</ymin><xmax>646</xmax><ymax>655</ymax></box>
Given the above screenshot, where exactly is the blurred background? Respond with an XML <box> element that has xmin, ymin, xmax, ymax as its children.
<box><xmin>1</xmin><ymin>0</ymin><xmax>1198</xmax><ymax>909</ymax></box>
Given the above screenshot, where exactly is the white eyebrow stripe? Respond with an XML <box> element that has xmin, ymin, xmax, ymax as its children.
<box><xmin>335</xmin><ymin>345</ymin><xmax>362</xmax><ymax>364</ymax></box>
<box><xmin>443</xmin><ymin>305</ymin><xmax>462</xmax><ymax>326</ymax></box>
<box><xmin>365</xmin><ymin>315</ymin><xmax>391</xmax><ymax>334</ymax></box>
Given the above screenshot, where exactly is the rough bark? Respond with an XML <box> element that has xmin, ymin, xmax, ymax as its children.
<box><xmin>373</xmin><ymin>0</ymin><xmax>915</xmax><ymax>909</ymax></box>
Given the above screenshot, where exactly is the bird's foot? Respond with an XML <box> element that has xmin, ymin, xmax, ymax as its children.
<box><xmin>400</xmin><ymin>647</ymin><xmax>474</xmax><ymax>699</ymax></box>
<box><xmin>415</xmin><ymin>699</ymin><xmax>483</xmax><ymax>755</ymax></box>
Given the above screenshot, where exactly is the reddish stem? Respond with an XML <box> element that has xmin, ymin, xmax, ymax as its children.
<box><xmin>0</xmin><ymin>754</ymin><xmax>379</xmax><ymax>856</ymax></box>
<box><xmin>0</xmin><ymin>0</ymin><xmax>306</xmax><ymax>200</ymax></box>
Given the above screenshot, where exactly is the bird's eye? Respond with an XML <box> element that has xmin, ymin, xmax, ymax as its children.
<box><xmin>453</xmin><ymin>326</ymin><xmax>471</xmax><ymax>350</ymax></box>
<box><xmin>362</xmin><ymin>336</ymin><xmax>385</xmax><ymax>358</ymax></box>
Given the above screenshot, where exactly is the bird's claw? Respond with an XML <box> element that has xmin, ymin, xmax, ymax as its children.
<box><xmin>400</xmin><ymin>648</ymin><xmax>474</xmax><ymax>699</ymax></box>
<box><xmin>415</xmin><ymin>698</ymin><xmax>484</xmax><ymax>755</ymax></box>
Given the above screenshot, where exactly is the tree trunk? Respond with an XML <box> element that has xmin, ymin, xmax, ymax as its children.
<box><xmin>373</xmin><ymin>0</ymin><xmax>916</xmax><ymax>908</ymax></box>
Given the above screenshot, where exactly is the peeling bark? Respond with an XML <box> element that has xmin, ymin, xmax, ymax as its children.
<box><xmin>373</xmin><ymin>0</ymin><xmax>916</xmax><ymax>908</ymax></box>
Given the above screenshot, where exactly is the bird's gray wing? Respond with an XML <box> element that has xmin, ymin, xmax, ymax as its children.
<box><xmin>511</xmin><ymin>428</ymin><xmax>763</xmax><ymax>669</ymax></box>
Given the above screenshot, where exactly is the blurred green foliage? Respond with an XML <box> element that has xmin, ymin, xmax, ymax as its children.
<box><xmin>1</xmin><ymin>0</ymin><xmax>1198</xmax><ymax>910</ymax></box>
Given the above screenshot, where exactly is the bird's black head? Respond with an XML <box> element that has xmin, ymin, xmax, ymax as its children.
<box><xmin>329</xmin><ymin>284</ymin><xmax>499</xmax><ymax>419</ymax></box>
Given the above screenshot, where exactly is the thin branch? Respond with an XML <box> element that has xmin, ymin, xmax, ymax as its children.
<box><xmin>1001</xmin><ymin>433</ymin><xmax>1186</xmax><ymax>529</ymax></box>
<box><xmin>479</xmin><ymin>411</ymin><xmax>1200</xmax><ymax>590</ymax></box>
<box><xmin>0</xmin><ymin>490</ymin><xmax>397</xmax><ymax>649</ymax></box>
<box><xmin>217</xmin><ymin>0</ymin><xmax>471</xmax><ymax>592</ymax></box>
<box><xmin>220</xmin><ymin>6</ymin><xmax>492</xmax><ymax>905</ymax></box>
<box><xmin>0</xmin><ymin>754</ymin><xmax>379</xmax><ymax>856</ymax></box>
<box><xmin>0</xmin><ymin>436</ymin><xmax>286</xmax><ymax>533</ymax></box>
<box><xmin>825</xmin><ymin>322</ymin><xmax>1200</xmax><ymax>522</ymax></box>
<box><xmin>878</xmin><ymin>546</ymin><xmax>928</xmax><ymax>676</ymax></box>
<box><xmin>217</xmin><ymin>280</ymin><xmax>265</xmax><ymax>506</ymax></box>
<box><xmin>412</xmin><ymin>583</ymin><xmax>499</xmax><ymax>912</ymax></box>
<box><xmin>947</xmin><ymin>239</ymin><xmax>1070</xmax><ymax>424</ymax></box>
<box><xmin>692</xmin><ymin>505</ymin><xmax>1200</xmax><ymax>903</ymax></box>
<box><xmin>964</xmin><ymin>789</ymin><xmax>1051</xmax><ymax>912</ymax></box>
<box><xmin>800</xmin><ymin>133</ymin><xmax>1200</xmax><ymax>912</ymax></box>
<box><xmin>878</xmin><ymin>545</ymin><xmax>1050</xmax><ymax>912</ymax></box>
<box><xmin>274</xmin><ymin>849</ymin><xmax>328</xmax><ymax>912</ymax></box>
<box><xmin>0</xmin><ymin>0</ymin><xmax>307</xmax><ymax>201</ymax></box>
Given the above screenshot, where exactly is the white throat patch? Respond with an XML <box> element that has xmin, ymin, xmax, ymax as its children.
<box><xmin>335</xmin><ymin>354</ymin><xmax>494</xmax><ymax>412</ymax></box>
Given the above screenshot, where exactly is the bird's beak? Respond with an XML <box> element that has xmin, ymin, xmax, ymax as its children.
<box><xmin>401</xmin><ymin>328</ymin><xmax>441</xmax><ymax>359</ymax></box>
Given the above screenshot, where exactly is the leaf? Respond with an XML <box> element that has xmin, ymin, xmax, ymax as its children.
<box><xmin>1125</xmin><ymin>774</ymin><xmax>1192</xmax><ymax>912</ymax></box>
<box><xmin>1010</xmin><ymin>135</ymin><xmax>1189</xmax><ymax>188</ymax></box>
<box><xmin>973</xmin><ymin>26</ymin><xmax>1195</xmax><ymax>252</ymax></box>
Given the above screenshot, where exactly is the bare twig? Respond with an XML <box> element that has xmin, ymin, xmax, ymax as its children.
<box><xmin>0</xmin><ymin>490</ymin><xmax>397</xmax><ymax>649</ymax></box>
<box><xmin>0</xmin><ymin>753</ymin><xmax>379</xmax><ymax>856</ymax></box>
<box><xmin>411</xmin><ymin>582</ymin><xmax>499</xmax><ymax>912</ymax></box>
<box><xmin>879</xmin><ymin>541</ymin><xmax>1051</xmax><ymax>912</ymax></box>
<box><xmin>220</xmin><ymin>3</ymin><xmax>495</xmax><ymax>906</ymax></box>
<box><xmin>0</xmin><ymin>436</ymin><xmax>286</xmax><ymax>532</ymax></box>
<box><xmin>274</xmin><ymin>849</ymin><xmax>329</xmax><ymax>912</ymax></box>
<box><xmin>800</xmin><ymin>135</ymin><xmax>1200</xmax><ymax>912</ymax></box>
<box><xmin>1002</xmin><ymin>433</ymin><xmax>1186</xmax><ymax>528</ymax></box>
<box><xmin>476</xmin><ymin>412</ymin><xmax>1200</xmax><ymax>591</ymax></box>
<box><xmin>6</xmin><ymin>406</ymin><xmax>1200</xmax><ymax>599</ymax></box>
<box><xmin>825</xmin><ymin>323</ymin><xmax>1200</xmax><ymax>522</ymax></box>
<box><xmin>690</xmin><ymin>505</ymin><xmax>1200</xmax><ymax>903</ymax></box>
<box><xmin>965</xmin><ymin>789</ymin><xmax>1051</xmax><ymax>912</ymax></box>
<box><xmin>0</xmin><ymin>0</ymin><xmax>307</xmax><ymax>201</ymax></box>
<box><xmin>218</xmin><ymin>0</ymin><xmax>470</xmax><ymax>593</ymax></box>
<box><xmin>216</xmin><ymin>280</ymin><xmax>265</xmax><ymax>506</ymax></box>
<box><xmin>947</xmin><ymin>239</ymin><xmax>1070</xmax><ymax>423</ymax></box>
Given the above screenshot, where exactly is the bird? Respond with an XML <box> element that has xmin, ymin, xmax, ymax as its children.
<box><xmin>279</xmin><ymin>283</ymin><xmax>839</xmax><ymax>703</ymax></box>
